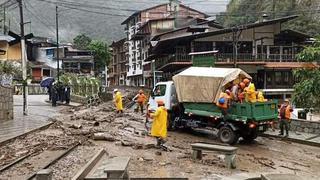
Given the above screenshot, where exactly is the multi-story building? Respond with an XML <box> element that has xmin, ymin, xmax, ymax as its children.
<box><xmin>121</xmin><ymin>0</ymin><xmax>209</xmax><ymax>86</ymax></box>
<box><xmin>148</xmin><ymin>15</ymin><xmax>318</xmax><ymax>99</ymax></box>
<box><xmin>109</xmin><ymin>38</ymin><xmax>128</xmax><ymax>86</ymax></box>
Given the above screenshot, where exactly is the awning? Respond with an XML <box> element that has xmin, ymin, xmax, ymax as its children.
<box><xmin>264</xmin><ymin>62</ymin><xmax>318</xmax><ymax>68</ymax></box>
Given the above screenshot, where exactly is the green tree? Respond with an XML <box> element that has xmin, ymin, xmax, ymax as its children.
<box><xmin>218</xmin><ymin>0</ymin><xmax>320</xmax><ymax>37</ymax></box>
<box><xmin>88</xmin><ymin>40</ymin><xmax>111</xmax><ymax>74</ymax></box>
<box><xmin>73</xmin><ymin>33</ymin><xmax>92</xmax><ymax>50</ymax></box>
<box><xmin>293</xmin><ymin>38</ymin><xmax>320</xmax><ymax>111</ymax></box>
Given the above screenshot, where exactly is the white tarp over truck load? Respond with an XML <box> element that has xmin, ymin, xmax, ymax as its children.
<box><xmin>172</xmin><ymin>67</ymin><xmax>252</xmax><ymax>103</ymax></box>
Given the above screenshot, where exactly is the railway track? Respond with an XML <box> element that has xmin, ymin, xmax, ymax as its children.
<box><xmin>0</xmin><ymin>142</ymin><xmax>81</xmax><ymax>179</ymax></box>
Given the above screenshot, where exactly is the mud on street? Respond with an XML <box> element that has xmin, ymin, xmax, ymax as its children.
<box><xmin>0</xmin><ymin>99</ymin><xmax>320</xmax><ymax>179</ymax></box>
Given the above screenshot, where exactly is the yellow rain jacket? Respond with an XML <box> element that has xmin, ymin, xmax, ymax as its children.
<box><xmin>150</xmin><ymin>106</ymin><xmax>167</xmax><ymax>138</ymax></box>
<box><xmin>257</xmin><ymin>91</ymin><xmax>266</xmax><ymax>102</ymax></box>
<box><xmin>245</xmin><ymin>83</ymin><xmax>257</xmax><ymax>103</ymax></box>
<box><xmin>114</xmin><ymin>91</ymin><xmax>123</xmax><ymax>111</ymax></box>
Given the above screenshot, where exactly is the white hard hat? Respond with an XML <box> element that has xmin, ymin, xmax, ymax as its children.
<box><xmin>113</xmin><ymin>89</ymin><xmax>118</xmax><ymax>92</ymax></box>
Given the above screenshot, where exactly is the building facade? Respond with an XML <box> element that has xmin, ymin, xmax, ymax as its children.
<box><xmin>121</xmin><ymin>0</ymin><xmax>208</xmax><ymax>86</ymax></box>
<box><xmin>148</xmin><ymin>15</ymin><xmax>318</xmax><ymax>99</ymax></box>
<box><xmin>109</xmin><ymin>38</ymin><xmax>128</xmax><ymax>86</ymax></box>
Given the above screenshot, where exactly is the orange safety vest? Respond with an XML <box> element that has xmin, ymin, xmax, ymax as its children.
<box><xmin>216</xmin><ymin>93</ymin><xmax>231</xmax><ymax>109</ymax></box>
<box><xmin>136</xmin><ymin>93</ymin><xmax>146</xmax><ymax>103</ymax></box>
<box><xmin>279</xmin><ymin>104</ymin><xmax>292</xmax><ymax>120</ymax></box>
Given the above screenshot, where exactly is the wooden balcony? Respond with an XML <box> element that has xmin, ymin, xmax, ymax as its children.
<box><xmin>216</xmin><ymin>53</ymin><xmax>299</xmax><ymax>64</ymax></box>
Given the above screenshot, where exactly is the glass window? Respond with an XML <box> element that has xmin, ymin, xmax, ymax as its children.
<box><xmin>153</xmin><ymin>85</ymin><xmax>166</xmax><ymax>97</ymax></box>
<box><xmin>275</xmin><ymin>72</ymin><xmax>282</xmax><ymax>85</ymax></box>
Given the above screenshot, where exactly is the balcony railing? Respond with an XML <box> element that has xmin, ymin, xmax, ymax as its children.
<box><xmin>216</xmin><ymin>53</ymin><xmax>299</xmax><ymax>63</ymax></box>
<box><xmin>155</xmin><ymin>54</ymin><xmax>192</xmax><ymax>69</ymax></box>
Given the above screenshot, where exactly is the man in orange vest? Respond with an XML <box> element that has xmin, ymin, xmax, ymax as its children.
<box><xmin>278</xmin><ymin>99</ymin><xmax>293</xmax><ymax>137</ymax></box>
<box><xmin>216</xmin><ymin>89</ymin><xmax>232</xmax><ymax>121</ymax></box>
<box><xmin>133</xmin><ymin>89</ymin><xmax>146</xmax><ymax>114</ymax></box>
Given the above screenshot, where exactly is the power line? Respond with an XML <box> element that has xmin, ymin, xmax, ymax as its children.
<box><xmin>24</xmin><ymin>0</ymin><xmax>56</xmax><ymax>34</ymax></box>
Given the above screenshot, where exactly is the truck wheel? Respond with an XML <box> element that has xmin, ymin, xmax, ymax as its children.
<box><xmin>218</xmin><ymin>126</ymin><xmax>238</xmax><ymax>145</ymax></box>
<box><xmin>242</xmin><ymin>131</ymin><xmax>258</xmax><ymax>143</ymax></box>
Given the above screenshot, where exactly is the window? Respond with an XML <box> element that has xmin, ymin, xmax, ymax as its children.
<box><xmin>153</xmin><ymin>85</ymin><xmax>166</xmax><ymax>97</ymax></box>
<box><xmin>42</xmin><ymin>69</ymin><xmax>51</xmax><ymax>77</ymax></box>
<box><xmin>275</xmin><ymin>72</ymin><xmax>282</xmax><ymax>85</ymax></box>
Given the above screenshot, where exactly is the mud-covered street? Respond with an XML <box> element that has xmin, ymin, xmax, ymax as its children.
<box><xmin>0</xmin><ymin>96</ymin><xmax>319</xmax><ymax>180</ymax></box>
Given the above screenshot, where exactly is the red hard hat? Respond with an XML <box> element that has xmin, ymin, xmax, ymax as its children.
<box><xmin>239</xmin><ymin>82</ymin><xmax>245</xmax><ymax>89</ymax></box>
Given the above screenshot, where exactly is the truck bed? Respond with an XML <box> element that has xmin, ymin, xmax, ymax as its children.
<box><xmin>182</xmin><ymin>100</ymin><xmax>278</xmax><ymax>122</ymax></box>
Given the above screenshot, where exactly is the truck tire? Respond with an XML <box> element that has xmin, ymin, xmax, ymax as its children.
<box><xmin>242</xmin><ymin>130</ymin><xmax>258</xmax><ymax>143</ymax></box>
<box><xmin>218</xmin><ymin>126</ymin><xmax>239</xmax><ymax>145</ymax></box>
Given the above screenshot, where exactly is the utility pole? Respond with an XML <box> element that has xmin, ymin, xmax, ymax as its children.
<box><xmin>18</xmin><ymin>0</ymin><xmax>28</xmax><ymax>115</ymax></box>
<box><xmin>3</xmin><ymin>7</ymin><xmax>5</xmax><ymax>34</ymax></box>
<box><xmin>56</xmin><ymin>5</ymin><xmax>60</xmax><ymax>81</ymax></box>
<box><xmin>272</xmin><ymin>0</ymin><xmax>275</xmax><ymax>19</ymax></box>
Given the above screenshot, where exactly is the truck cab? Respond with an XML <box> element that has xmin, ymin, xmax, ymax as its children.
<box><xmin>148</xmin><ymin>81</ymin><xmax>177</xmax><ymax>112</ymax></box>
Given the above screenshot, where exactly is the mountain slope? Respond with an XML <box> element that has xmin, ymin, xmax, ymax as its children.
<box><xmin>217</xmin><ymin>0</ymin><xmax>320</xmax><ymax>36</ymax></box>
<box><xmin>1</xmin><ymin>0</ymin><xmax>228</xmax><ymax>43</ymax></box>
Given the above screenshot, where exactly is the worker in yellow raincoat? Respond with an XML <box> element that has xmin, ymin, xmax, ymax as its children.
<box><xmin>113</xmin><ymin>89</ymin><xmax>123</xmax><ymax>113</ymax></box>
<box><xmin>149</xmin><ymin>99</ymin><xmax>167</xmax><ymax>148</ymax></box>
<box><xmin>257</xmin><ymin>91</ymin><xmax>266</xmax><ymax>102</ymax></box>
<box><xmin>243</xmin><ymin>78</ymin><xmax>257</xmax><ymax>103</ymax></box>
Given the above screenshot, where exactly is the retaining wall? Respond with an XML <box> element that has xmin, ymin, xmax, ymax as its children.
<box><xmin>0</xmin><ymin>85</ymin><xmax>13</xmax><ymax>121</ymax></box>
<box><xmin>289</xmin><ymin>119</ymin><xmax>320</xmax><ymax>134</ymax></box>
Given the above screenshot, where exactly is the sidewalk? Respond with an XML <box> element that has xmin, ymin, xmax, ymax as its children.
<box><xmin>0</xmin><ymin>95</ymin><xmax>62</xmax><ymax>144</ymax></box>
<box><xmin>263</xmin><ymin>129</ymin><xmax>320</xmax><ymax>146</ymax></box>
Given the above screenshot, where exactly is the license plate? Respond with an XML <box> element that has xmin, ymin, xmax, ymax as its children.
<box><xmin>259</xmin><ymin>126</ymin><xmax>264</xmax><ymax>131</ymax></box>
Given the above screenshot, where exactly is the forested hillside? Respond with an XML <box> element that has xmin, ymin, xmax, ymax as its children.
<box><xmin>217</xmin><ymin>0</ymin><xmax>320</xmax><ymax>36</ymax></box>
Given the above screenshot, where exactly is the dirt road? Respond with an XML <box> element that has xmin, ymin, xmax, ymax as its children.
<box><xmin>0</xmin><ymin>101</ymin><xmax>319</xmax><ymax>179</ymax></box>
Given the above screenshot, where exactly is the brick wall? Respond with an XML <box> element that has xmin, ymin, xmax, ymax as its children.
<box><xmin>0</xmin><ymin>85</ymin><xmax>13</xmax><ymax>121</ymax></box>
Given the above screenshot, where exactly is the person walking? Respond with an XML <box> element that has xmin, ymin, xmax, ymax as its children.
<box><xmin>149</xmin><ymin>99</ymin><xmax>168</xmax><ymax>149</ymax></box>
<box><xmin>113</xmin><ymin>89</ymin><xmax>123</xmax><ymax>114</ymax></box>
<box><xmin>133</xmin><ymin>89</ymin><xmax>146</xmax><ymax>114</ymax></box>
<box><xmin>278</xmin><ymin>99</ymin><xmax>293</xmax><ymax>137</ymax></box>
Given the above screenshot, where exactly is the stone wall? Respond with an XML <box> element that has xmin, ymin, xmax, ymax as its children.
<box><xmin>289</xmin><ymin>119</ymin><xmax>320</xmax><ymax>134</ymax></box>
<box><xmin>0</xmin><ymin>85</ymin><xmax>13</xmax><ymax>121</ymax></box>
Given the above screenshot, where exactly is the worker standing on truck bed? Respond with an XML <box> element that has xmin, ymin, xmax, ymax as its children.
<box><xmin>113</xmin><ymin>89</ymin><xmax>123</xmax><ymax>114</ymax></box>
<box><xmin>149</xmin><ymin>99</ymin><xmax>168</xmax><ymax>149</ymax></box>
<box><xmin>279</xmin><ymin>99</ymin><xmax>293</xmax><ymax>137</ymax></box>
<box><xmin>216</xmin><ymin>90</ymin><xmax>232</xmax><ymax>120</ymax></box>
<box><xmin>243</xmin><ymin>78</ymin><xmax>257</xmax><ymax>103</ymax></box>
<box><xmin>237</xmin><ymin>82</ymin><xmax>246</xmax><ymax>103</ymax></box>
<box><xmin>133</xmin><ymin>89</ymin><xmax>146</xmax><ymax>114</ymax></box>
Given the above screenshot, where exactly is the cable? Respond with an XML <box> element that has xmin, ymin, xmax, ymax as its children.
<box><xmin>24</xmin><ymin>0</ymin><xmax>56</xmax><ymax>34</ymax></box>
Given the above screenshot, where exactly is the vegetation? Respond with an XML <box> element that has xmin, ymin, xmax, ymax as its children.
<box><xmin>60</xmin><ymin>73</ymin><xmax>101</xmax><ymax>96</ymax></box>
<box><xmin>73</xmin><ymin>34</ymin><xmax>111</xmax><ymax>74</ymax></box>
<box><xmin>217</xmin><ymin>0</ymin><xmax>320</xmax><ymax>36</ymax></box>
<box><xmin>0</xmin><ymin>61</ymin><xmax>21</xmax><ymax>75</ymax></box>
<box><xmin>293</xmin><ymin>38</ymin><xmax>320</xmax><ymax>111</ymax></box>
<box><xmin>73</xmin><ymin>33</ymin><xmax>92</xmax><ymax>50</ymax></box>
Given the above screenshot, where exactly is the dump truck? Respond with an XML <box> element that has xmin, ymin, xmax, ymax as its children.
<box><xmin>148</xmin><ymin>67</ymin><xmax>278</xmax><ymax>144</ymax></box>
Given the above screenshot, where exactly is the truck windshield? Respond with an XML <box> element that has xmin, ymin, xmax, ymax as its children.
<box><xmin>153</xmin><ymin>85</ymin><xmax>166</xmax><ymax>96</ymax></box>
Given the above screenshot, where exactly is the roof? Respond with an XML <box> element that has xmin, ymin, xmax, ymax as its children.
<box><xmin>152</xmin><ymin>19</ymin><xmax>223</xmax><ymax>41</ymax></box>
<box><xmin>121</xmin><ymin>3</ymin><xmax>209</xmax><ymax>25</ymax></box>
<box><xmin>110</xmin><ymin>38</ymin><xmax>126</xmax><ymax>47</ymax></box>
<box><xmin>162</xmin><ymin>15</ymin><xmax>299</xmax><ymax>42</ymax></box>
<box><xmin>0</xmin><ymin>35</ymin><xmax>15</xmax><ymax>42</ymax></box>
<box><xmin>121</xmin><ymin>4</ymin><xmax>167</xmax><ymax>25</ymax></box>
<box><xmin>151</xmin><ymin>15</ymin><xmax>299</xmax><ymax>54</ymax></box>
<box><xmin>264</xmin><ymin>62</ymin><xmax>319</xmax><ymax>68</ymax></box>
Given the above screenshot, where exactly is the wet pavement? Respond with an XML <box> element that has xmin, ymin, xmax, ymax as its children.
<box><xmin>0</xmin><ymin>95</ymin><xmax>62</xmax><ymax>144</ymax></box>
<box><xmin>263</xmin><ymin>129</ymin><xmax>320</xmax><ymax>146</ymax></box>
